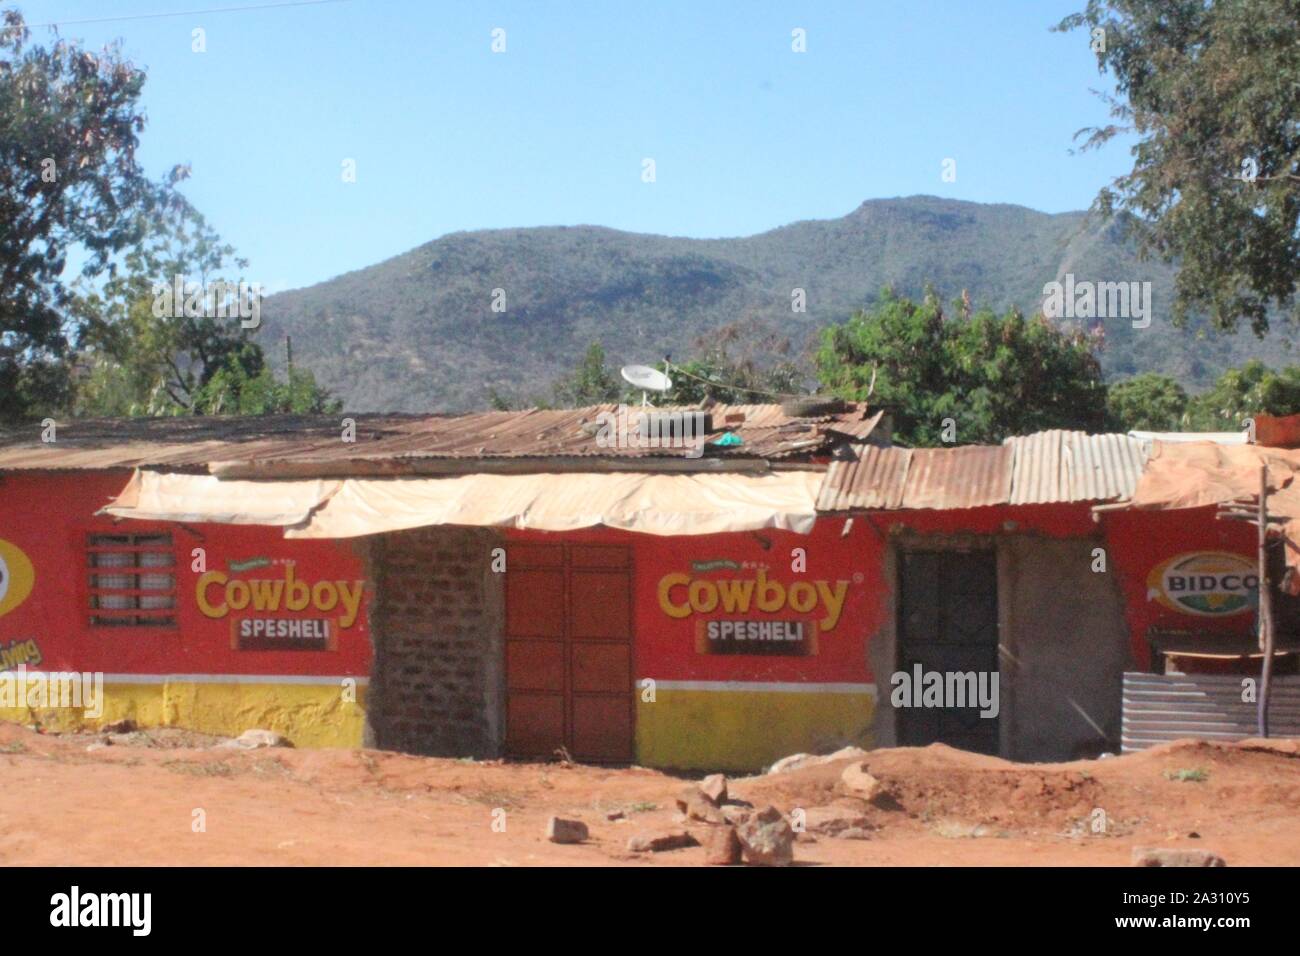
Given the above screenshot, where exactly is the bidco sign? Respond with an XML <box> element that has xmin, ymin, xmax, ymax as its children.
<box><xmin>1147</xmin><ymin>552</ymin><xmax>1258</xmax><ymax>617</ymax></box>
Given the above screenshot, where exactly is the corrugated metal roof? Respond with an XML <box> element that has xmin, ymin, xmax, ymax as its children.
<box><xmin>0</xmin><ymin>403</ymin><xmax>880</xmax><ymax>473</ymax></box>
<box><xmin>817</xmin><ymin>430</ymin><xmax>1149</xmax><ymax>512</ymax></box>
<box><xmin>1005</xmin><ymin>431</ymin><xmax>1148</xmax><ymax>505</ymax></box>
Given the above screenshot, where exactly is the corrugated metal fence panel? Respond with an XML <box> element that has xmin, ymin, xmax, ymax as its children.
<box><xmin>1006</xmin><ymin>431</ymin><xmax>1149</xmax><ymax>505</ymax></box>
<box><xmin>1121</xmin><ymin>672</ymin><xmax>1300</xmax><ymax>752</ymax></box>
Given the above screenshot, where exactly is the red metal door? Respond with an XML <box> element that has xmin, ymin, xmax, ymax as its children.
<box><xmin>505</xmin><ymin>543</ymin><xmax>634</xmax><ymax>762</ymax></box>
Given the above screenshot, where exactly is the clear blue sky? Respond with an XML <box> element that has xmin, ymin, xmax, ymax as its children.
<box><xmin>20</xmin><ymin>0</ymin><xmax>1133</xmax><ymax>292</ymax></box>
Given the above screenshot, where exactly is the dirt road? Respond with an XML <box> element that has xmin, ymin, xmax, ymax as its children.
<box><xmin>1</xmin><ymin>723</ymin><xmax>1296</xmax><ymax>866</ymax></box>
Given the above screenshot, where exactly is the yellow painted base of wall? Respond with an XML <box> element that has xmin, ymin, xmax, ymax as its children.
<box><xmin>0</xmin><ymin>679</ymin><xmax>366</xmax><ymax>748</ymax></box>
<box><xmin>636</xmin><ymin>687</ymin><xmax>875</xmax><ymax>772</ymax></box>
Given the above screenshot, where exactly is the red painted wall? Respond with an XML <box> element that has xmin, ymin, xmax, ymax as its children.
<box><xmin>0</xmin><ymin>471</ymin><xmax>372</xmax><ymax>676</ymax></box>
<box><xmin>508</xmin><ymin>503</ymin><xmax>1103</xmax><ymax>687</ymax></box>
<box><xmin>1100</xmin><ymin>507</ymin><xmax>1257</xmax><ymax>670</ymax></box>
<box><xmin>5</xmin><ymin>466</ymin><xmax>1259</xmax><ymax>686</ymax></box>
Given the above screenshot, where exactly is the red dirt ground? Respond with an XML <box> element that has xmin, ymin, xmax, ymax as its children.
<box><xmin>1</xmin><ymin>722</ymin><xmax>1297</xmax><ymax>866</ymax></box>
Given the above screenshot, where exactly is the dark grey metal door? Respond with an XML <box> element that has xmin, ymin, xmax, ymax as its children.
<box><xmin>897</xmin><ymin>549</ymin><xmax>1000</xmax><ymax>754</ymax></box>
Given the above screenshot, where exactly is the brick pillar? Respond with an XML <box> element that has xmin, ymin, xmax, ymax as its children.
<box><xmin>367</xmin><ymin>525</ymin><xmax>505</xmax><ymax>756</ymax></box>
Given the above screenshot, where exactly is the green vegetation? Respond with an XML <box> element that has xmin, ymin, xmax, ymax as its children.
<box><xmin>1163</xmin><ymin>768</ymin><xmax>1210</xmax><ymax>783</ymax></box>
<box><xmin>258</xmin><ymin>195</ymin><xmax>1292</xmax><ymax>414</ymax></box>
<box><xmin>816</xmin><ymin>290</ymin><xmax>1108</xmax><ymax>445</ymax></box>
<box><xmin>1105</xmin><ymin>362</ymin><xmax>1300</xmax><ymax>433</ymax></box>
<box><xmin>0</xmin><ymin>12</ymin><xmax>337</xmax><ymax>422</ymax></box>
<box><xmin>1059</xmin><ymin>0</ymin><xmax>1300</xmax><ymax>335</ymax></box>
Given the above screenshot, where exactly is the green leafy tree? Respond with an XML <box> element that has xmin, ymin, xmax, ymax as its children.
<box><xmin>71</xmin><ymin>199</ymin><xmax>339</xmax><ymax>417</ymax></box>
<box><xmin>0</xmin><ymin>12</ymin><xmax>164</xmax><ymax>419</ymax></box>
<box><xmin>1184</xmin><ymin>360</ymin><xmax>1300</xmax><ymax>430</ymax></box>
<box><xmin>1058</xmin><ymin>0</ymin><xmax>1300</xmax><ymax>334</ymax></box>
<box><xmin>1106</xmin><ymin>373</ymin><xmax>1190</xmax><ymax>430</ymax></box>
<box><xmin>816</xmin><ymin>289</ymin><xmax>1107</xmax><ymax>445</ymax></box>
<box><xmin>550</xmin><ymin>341</ymin><xmax>623</xmax><ymax>406</ymax></box>
<box><xmin>655</xmin><ymin>322</ymin><xmax>805</xmax><ymax>405</ymax></box>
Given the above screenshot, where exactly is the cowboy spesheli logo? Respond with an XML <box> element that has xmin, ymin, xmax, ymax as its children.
<box><xmin>658</xmin><ymin>559</ymin><xmax>850</xmax><ymax>657</ymax></box>
<box><xmin>1147</xmin><ymin>551</ymin><xmax>1258</xmax><ymax>617</ymax></box>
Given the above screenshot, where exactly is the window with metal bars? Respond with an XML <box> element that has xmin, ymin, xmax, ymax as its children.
<box><xmin>86</xmin><ymin>532</ymin><xmax>177</xmax><ymax>628</ymax></box>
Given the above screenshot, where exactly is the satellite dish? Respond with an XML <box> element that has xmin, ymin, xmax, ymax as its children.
<box><xmin>621</xmin><ymin>364</ymin><xmax>672</xmax><ymax>392</ymax></box>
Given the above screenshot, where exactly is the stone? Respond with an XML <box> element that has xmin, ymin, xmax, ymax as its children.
<box><xmin>627</xmin><ymin>829</ymin><xmax>699</xmax><ymax>853</ymax></box>
<box><xmin>675</xmin><ymin>788</ymin><xmax>726</xmax><ymax>824</ymax></box>
<box><xmin>722</xmin><ymin>805</ymin><xmax>752</xmax><ymax>826</ymax></box>
<box><xmin>699</xmin><ymin>773</ymin><xmax>728</xmax><ymax>806</ymax></box>
<box><xmin>800</xmin><ymin>805</ymin><xmax>873</xmax><ymax>836</ymax></box>
<box><xmin>737</xmin><ymin>806</ymin><xmax>794</xmax><ymax>867</ymax></box>
<box><xmin>546</xmin><ymin>817</ymin><xmax>589</xmax><ymax>844</ymax></box>
<box><xmin>1131</xmin><ymin>847</ymin><xmax>1226</xmax><ymax>867</ymax></box>
<box><xmin>219</xmin><ymin>729</ymin><xmax>292</xmax><ymax>750</ymax></box>
<box><xmin>100</xmin><ymin>719</ymin><xmax>136</xmax><ymax>734</ymax></box>
<box><xmin>838</xmin><ymin>827</ymin><xmax>873</xmax><ymax>841</ymax></box>
<box><xmin>605</xmin><ymin>810</ymin><xmax>626</xmax><ymax>821</ymax></box>
<box><xmin>767</xmin><ymin>746</ymin><xmax>869</xmax><ymax>775</ymax></box>
<box><xmin>840</xmin><ymin>762</ymin><xmax>885</xmax><ymax>801</ymax></box>
<box><xmin>704</xmin><ymin>826</ymin><xmax>743</xmax><ymax>865</ymax></box>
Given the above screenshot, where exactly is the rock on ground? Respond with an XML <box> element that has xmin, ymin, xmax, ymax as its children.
<box><xmin>767</xmin><ymin>746</ymin><xmax>869</xmax><ymax>775</ymax></box>
<box><xmin>1131</xmin><ymin>847</ymin><xmax>1226</xmax><ymax>867</ymax></box>
<box><xmin>627</xmin><ymin>829</ymin><xmax>699</xmax><ymax>853</ymax></box>
<box><xmin>705</xmin><ymin>826</ymin><xmax>743</xmax><ymax>865</ymax></box>
<box><xmin>799</xmin><ymin>805</ymin><xmax>873</xmax><ymax>837</ymax></box>
<box><xmin>675</xmin><ymin>788</ymin><xmax>726</xmax><ymax>824</ymax></box>
<box><xmin>546</xmin><ymin>817</ymin><xmax>589</xmax><ymax>844</ymax></box>
<box><xmin>737</xmin><ymin>806</ymin><xmax>794</xmax><ymax>867</ymax></box>
<box><xmin>699</xmin><ymin>774</ymin><xmax>728</xmax><ymax>806</ymax></box>
<box><xmin>218</xmin><ymin>729</ymin><xmax>292</xmax><ymax>750</ymax></box>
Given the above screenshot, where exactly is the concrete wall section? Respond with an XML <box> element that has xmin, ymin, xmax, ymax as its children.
<box><xmin>998</xmin><ymin>536</ymin><xmax>1132</xmax><ymax>760</ymax></box>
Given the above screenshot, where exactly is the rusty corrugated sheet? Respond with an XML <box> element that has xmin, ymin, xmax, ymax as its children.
<box><xmin>815</xmin><ymin>446</ymin><xmax>911</xmax><ymax>511</ymax></box>
<box><xmin>819</xmin><ymin>430</ymin><xmax>1148</xmax><ymax>512</ymax></box>
<box><xmin>903</xmin><ymin>445</ymin><xmax>1013</xmax><ymax>510</ymax></box>
<box><xmin>0</xmin><ymin>402</ymin><xmax>880</xmax><ymax>472</ymax></box>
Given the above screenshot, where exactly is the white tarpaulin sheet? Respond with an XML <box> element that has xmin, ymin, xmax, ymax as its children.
<box><xmin>101</xmin><ymin>470</ymin><xmax>340</xmax><ymax>526</ymax></box>
<box><xmin>103</xmin><ymin>469</ymin><xmax>824</xmax><ymax>537</ymax></box>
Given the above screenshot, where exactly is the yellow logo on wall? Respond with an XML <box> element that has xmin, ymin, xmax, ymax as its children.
<box><xmin>657</xmin><ymin>569</ymin><xmax>849</xmax><ymax>632</ymax></box>
<box><xmin>0</xmin><ymin>540</ymin><xmax>35</xmax><ymax>619</ymax></box>
<box><xmin>1147</xmin><ymin>551</ymin><xmax>1257</xmax><ymax>617</ymax></box>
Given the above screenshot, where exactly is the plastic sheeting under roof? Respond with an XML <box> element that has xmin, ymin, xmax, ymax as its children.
<box><xmin>817</xmin><ymin>430</ymin><xmax>1150</xmax><ymax>512</ymax></box>
<box><xmin>103</xmin><ymin>469</ymin><xmax>825</xmax><ymax>537</ymax></box>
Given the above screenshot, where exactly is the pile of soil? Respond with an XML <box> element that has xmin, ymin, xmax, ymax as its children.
<box><xmin>1</xmin><ymin>723</ymin><xmax>1297</xmax><ymax>866</ymax></box>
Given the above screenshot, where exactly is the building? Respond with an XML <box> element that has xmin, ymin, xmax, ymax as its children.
<box><xmin>0</xmin><ymin>407</ymin><xmax>1284</xmax><ymax>770</ymax></box>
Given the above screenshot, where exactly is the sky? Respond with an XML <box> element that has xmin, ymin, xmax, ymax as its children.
<box><xmin>16</xmin><ymin>0</ymin><xmax>1134</xmax><ymax>292</ymax></box>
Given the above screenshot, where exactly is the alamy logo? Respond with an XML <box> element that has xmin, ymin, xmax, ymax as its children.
<box><xmin>595</xmin><ymin>405</ymin><xmax>709</xmax><ymax>459</ymax></box>
<box><xmin>152</xmin><ymin>275</ymin><xmax>262</xmax><ymax>329</ymax></box>
<box><xmin>890</xmin><ymin>664</ymin><xmax>999</xmax><ymax>718</ymax></box>
<box><xmin>1042</xmin><ymin>273</ymin><xmax>1152</xmax><ymax>329</ymax></box>
<box><xmin>50</xmin><ymin>886</ymin><xmax>151</xmax><ymax>936</ymax></box>
<box><xmin>0</xmin><ymin>666</ymin><xmax>104</xmax><ymax>718</ymax></box>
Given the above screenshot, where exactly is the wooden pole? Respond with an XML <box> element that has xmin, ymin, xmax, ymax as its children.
<box><xmin>1258</xmin><ymin>465</ymin><xmax>1276</xmax><ymax>738</ymax></box>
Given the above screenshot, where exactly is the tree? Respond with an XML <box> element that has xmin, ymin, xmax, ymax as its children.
<box><xmin>1184</xmin><ymin>359</ymin><xmax>1300</xmax><ymax>430</ymax></box>
<box><xmin>70</xmin><ymin>199</ymin><xmax>340</xmax><ymax>417</ymax></box>
<box><xmin>0</xmin><ymin>12</ymin><xmax>159</xmax><ymax>419</ymax></box>
<box><xmin>816</xmin><ymin>290</ymin><xmax>1108</xmax><ymax>445</ymax></box>
<box><xmin>1058</xmin><ymin>0</ymin><xmax>1300</xmax><ymax>335</ymax></box>
<box><xmin>550</xmin><ymin>342</ymin><xmax>623</xmax><ymax>406</ymax></box>
<box><xmin>654</xmin><ymin>322</ymin><xmax>805</xmax><ymax>405</ymax></box>
<box><xmin>1106</xmin><ymin>373</ymin><xmax>1189</xmax><ymax>430</ymax></box>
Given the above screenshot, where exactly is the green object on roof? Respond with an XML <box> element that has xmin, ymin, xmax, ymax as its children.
<box><xmin>712</xmin><ymin>432</ymin><xmax>744</xmax><ymax>447</ymax></box>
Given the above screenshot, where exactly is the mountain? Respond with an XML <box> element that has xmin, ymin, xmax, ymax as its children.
<box><xmin>257</xmin><ymin>195</ymin><xmax>1293</xmax><ymax>412</ymax></box>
